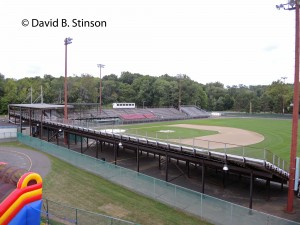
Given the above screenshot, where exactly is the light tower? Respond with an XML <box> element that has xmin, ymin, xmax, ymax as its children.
<box><xmin>64</xmin><ymin>37</ymin><xmax>72</xmax><ymax>145</ymax></box>
<box><xmin>97</xmin><ymin>64</ymin><xmax>105</xmax><ymax>115</ymax></box>
<box><xmin>64</xmin><ymin>37</ymin><xmax>72</xmax><ymax>123</ymax></box>
<box><xmin>276</xmin><ymin>0</ymin><xmax>299</xmax><ymax>213</ymax></box>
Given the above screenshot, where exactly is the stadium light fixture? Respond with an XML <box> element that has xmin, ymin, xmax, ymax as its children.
<box><xmin>277</xmin><ymin>0</ymin><xmax>300</xmax><ymax>213</ymax></box>
<box><xmin>276</xmin><ymin>0</ymin><xmax>300</xmax><ymax>10</ymax></box>
<box><xmin>97</xmin><ymin>64</ymin><xmax>105</xmax><ymax>115</ymax></box>
<box><xmin>223</xmin><ymin>164</ymin><xmax>229</xmax><ymax>171</ymax></box>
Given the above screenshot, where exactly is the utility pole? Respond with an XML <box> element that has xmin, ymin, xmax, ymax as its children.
<box><xmin>276</xmin><ymin>1</ymin><xmax>299</xmax><ymax>213</ymax></box>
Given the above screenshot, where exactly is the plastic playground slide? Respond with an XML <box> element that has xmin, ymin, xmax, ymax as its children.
<box><xmin>0</xmin><ymin>162</ymin><xmax>43</xmax><ymax>225</ymax></box>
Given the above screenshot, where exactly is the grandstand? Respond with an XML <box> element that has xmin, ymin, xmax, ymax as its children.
<box><xmin>180</xmin><ymin>105</ymin><xmax>211</xmax><ymax>118</ymax></box>
<box><xmin>7</xmin><ymin>103</ymin><xmax>210</xmax><ymax>125</ymax></box>
<box><xmin>68</xmin><ymin>105</ymin><xmax>210</xmax><ymax>123</ymax></box>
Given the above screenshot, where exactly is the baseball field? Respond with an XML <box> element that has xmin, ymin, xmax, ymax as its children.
<box><xmin>2</xmin><ymin>116</ymin><xmax>300</xmax><ymax>224</ymax></box>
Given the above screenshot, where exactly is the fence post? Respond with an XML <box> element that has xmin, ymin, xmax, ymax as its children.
<box><xmin>153</xmin><ymin>178</ymin><xmax>156</xmax><ymax>198</ymax></box>
<box><xmin>75</xmin><ymin>208</ymin><xmax>78</xmax><ymax>225</ymax></box>
<box><xmin>175</xmin><ymin>186</ymin><xmax>177</xmax><ymax>207</ymax></box>
<box><xmin>46</xmin><ymin>199</ymin><xmax>49</xmax><ymax>225</ymax></box>
<box><xmin>230</xmin><ymin>203</ymin><xmax>233</xmax><ymax>225</ymax></box>
<box><xmin>200</xmin><ymin>193</ymin><xmax>203</xmax><ymax>219</ymax></box>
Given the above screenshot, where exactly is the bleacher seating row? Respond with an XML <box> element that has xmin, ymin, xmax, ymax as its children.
<box><xmin>120</xmin><ymin>113</ymin><xmax>156</xmax><ymax>120</ymax></box>
<box><xmin>180</xmin><ymin>106</ymin><xmax>210</xmax><ymax>118</ymax></box>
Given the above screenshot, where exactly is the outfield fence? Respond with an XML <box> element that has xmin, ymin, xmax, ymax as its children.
<box><xmin>17</xmin><ymin>133</ymin><xmax>300</xmax><ymax>225</ymax></box>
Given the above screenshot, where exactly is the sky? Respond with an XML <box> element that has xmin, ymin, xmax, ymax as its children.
<box><xmin>0</xmin><ymin>0</ymin><xmax>297</xmax><ymax>86</ymax></box>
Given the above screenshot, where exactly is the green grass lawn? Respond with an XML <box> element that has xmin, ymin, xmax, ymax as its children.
<box><xmin>121</xmin><ymin>118</ymin><xmax>299</xmax><ymax>161</ymax></box>
<box><xmin>2</xmin><ymin>142</ymin><xmax>210</xmax><ymax>225</ymax></box>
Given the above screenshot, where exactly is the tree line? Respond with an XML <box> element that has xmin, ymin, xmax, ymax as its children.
<box><xmin>0</xmin><ymin>72</ymin><xmax>295</xmax><ymax>114</ymax></box>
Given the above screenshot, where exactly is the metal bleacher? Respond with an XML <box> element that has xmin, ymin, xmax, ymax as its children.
<box><xmin>180</xmin><ymin>105</ymin><xmax>211</xmax><ymax>118</ymax></box>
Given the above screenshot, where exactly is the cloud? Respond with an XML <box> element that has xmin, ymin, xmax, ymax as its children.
<box><xmin>26</xmin><ymin>65</ymin><xmax>42</xmax><ymax>75</ymax></box>
<box><xmin>263</xmin><ymin>45</ymin><xmax>279</xmax><ymax>52</ymax></box>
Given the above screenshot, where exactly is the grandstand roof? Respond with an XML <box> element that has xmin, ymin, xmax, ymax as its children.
<box><xmin>9</xmin><ymin>103</ymin><xmax>73</xmax><ymax>110</ymax></box>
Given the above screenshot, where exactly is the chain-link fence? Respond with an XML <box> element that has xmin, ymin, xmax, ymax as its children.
<box><xmin>39</xmin><ymin>199</ymin><xmax>138</xmax><ymax>225</ymax></box>
<box><xmin>0</xmin><ymin>129</ymin><xmax>17</xmax><ymax>142</ymax></box>
<box><xmin>17</xmin><ymin>133</ymin><xmax>300</xmax><ymax>225</ymax></box>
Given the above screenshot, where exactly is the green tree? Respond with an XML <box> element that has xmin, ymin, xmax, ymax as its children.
<box><xmin>132</xmin><ymin>75</ymin><xmax>155</xmax><ymax>107</ymax></box>
<box><xmin>266</xmin><ymin>80</ymin><xmax>293</xmax><ymax>114</ymax></box>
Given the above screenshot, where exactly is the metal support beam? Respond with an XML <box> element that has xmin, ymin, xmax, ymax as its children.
<box><xmin>202</xmin><ymin>164</ymin><xmax>205</xmax><ymax>194</ymax></box>
<box><xmin>56</xmin><ymin>132</ymin><xmax>59</xmax><ymax>145</ymax></box>
<box><xmin>249</xmin><ymin>171</ymin><xmax>254</xmax><ymax>209</ymax></box>
<box><xmin>96</xmin><ymin>141</ymin><xmax>99</xmax><ymax>159</ymax></box>
<box><xmin>159</xmin><ymin>155</ymin><xmax>161</xmax><ymax>170</ymax></box>
<box><xmin>80</xmin><ymin>136</ymin><xmax>83</xmax><ymax>154</ymax></box>
<box><xmin>40</xmin><ymin>110</ymin><xmax>43</xmax><ymax>139</ymax></box>
<box><xmin>29</xmin><ymin>109</ymin><xmax>32</xmax><ymax>136</ymax></box>
<box><xmin>165</xmin><ymin>154</ymin><xmax>169</xmax><ymax>182</ymax></box>
<box><xmin>114</xmin><ymin>141</ymin><xmax>117</xmax><ymax>165</ymax></box>
<box><xmin>186</xmin><ymin>161</ymin><xmax>190</xmax><ymax>178</ymax></box>
<box><xmin>137</xmin><ymin>146</ymin><xmax>140</xmax><ymax>172</ymax></box>
<box><xmin>223</xmin><ymin>171</ymin><xmax>227</xmax><ymax>188</ymax></box>
<box><xmin>14</xmin><ymin>108</ymin><xmax>16</xmax><ymax>124</ymax></box>
<box><xmin>20</xmin><ymin>107</ymin><xmax>22</xmax><ymax>134</ymax></box>
<box><xmin>266</xmin><ymin>179</ymin><xmax>270</xmax><ymax>201</ymax></box>
<box><xmin>67</xmin><ymin>134</ymin><xmax>70</xmax><ymax>149</ymax></box>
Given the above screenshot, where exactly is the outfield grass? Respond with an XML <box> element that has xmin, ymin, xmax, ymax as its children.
<box><xmin>121</xmin><ymin>118</ymin><xmax>299</xmax><ymax>161</ymax></box>
<box><xmin>2</xmin><ymin>142</ymin><xmax>210</xmax><ymax>225</ymax></box>
<box><xmin>123</xmin><ymin>125</ymin><xmax>217</xmax><ymax>140</ymax></box>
